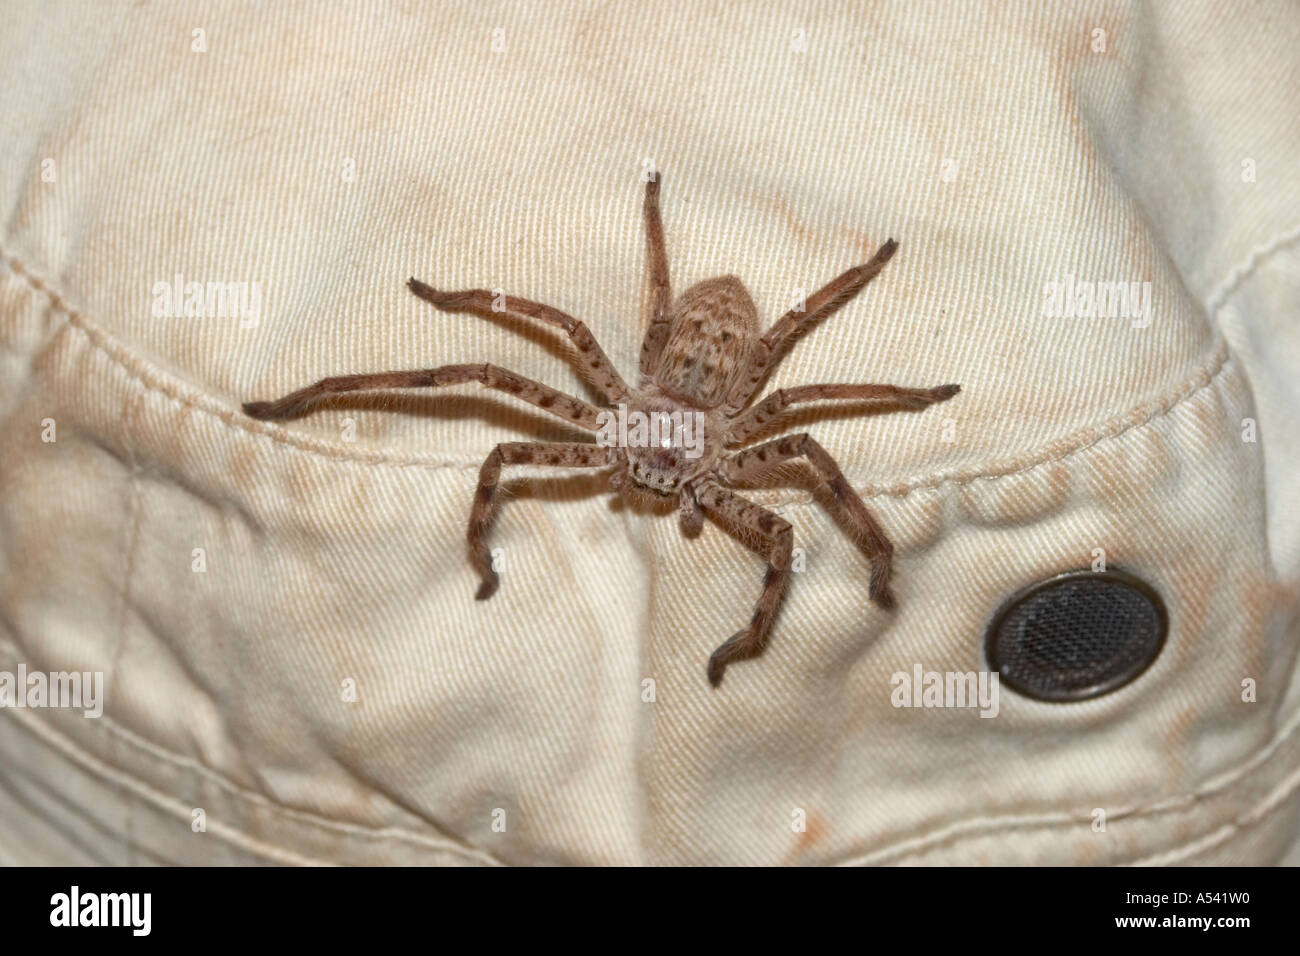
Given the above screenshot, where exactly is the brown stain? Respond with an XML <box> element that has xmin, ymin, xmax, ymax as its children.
<box><xmin>982</xmin><ymin>3</ymin><xmax>1130</xmax><ymax>211</ymax></box>
<box><xmin>767</xmin><ymin>191</ymin><xmax>823</xmax><ymax>251</ymax></box>
<box><xmin>1174</xmin><ymin>563</ymin><xmax>1213</xmax><ymax>656</ymax></box>
<box><xmin>1237</xmin><ymin>569</ymin><xmax>1276</xmax><ymax>689</ymax></box>
<box><xmin>956</xmin><ymin>460</ymin><xmax>1071</xmax><ymax>526</ymax></box>
<box><xmin>1084</xmin><ymin>426</ymin><xmax>1174</xmax><ymax>508</ymax></box>
<box><xmin>837</xmin><ymin>225</ymin><xmax>889</xmax><ymax>264</ymax></box>
<box><xmin>1162</xmin><ymin>697</ymin><xmax>1201</xmax><ymax>779</ymax></box>
<box><xmin>784</xmin><ymin>809</ymin><xmax>829</xmax><ymax>863</ymax></box>
<box><xmin>1072</xmin><ymin>830</ymin><xmax>1107</xmax><ymax>866</ymax></box>
<box><xmin>886</xmin><ymin>487</ymin><xmax>945</xmax><ymax>553</ymax></box>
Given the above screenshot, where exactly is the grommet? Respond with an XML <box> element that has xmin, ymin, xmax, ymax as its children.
<box><xmin>984</xmin><ymin>569</ymin><xmax>1168</xmax><ymax>702</ymax></box>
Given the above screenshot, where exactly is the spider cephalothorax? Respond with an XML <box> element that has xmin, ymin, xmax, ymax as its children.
<box><xmin>244</xmin><ymin>175</ymin><xmax>959</xmax><ymax>686</ymax></box>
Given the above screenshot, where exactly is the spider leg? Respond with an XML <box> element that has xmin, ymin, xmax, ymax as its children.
<box><xmin>727</xmin><ymin>382</ymin><xmax>959</xmax><ymax>446</ymax></box>
<box><xmin>678</xmin><ymin>481</ymin><xmax>704</xmax><ymax>536</ymax></box>
<box><xmin>637</xmin><ymin>175</ymin><xmax>673</xmax><ymax>383</ymax></box>
<box><xmin>243</xmin><ymin>364</ymin><xmax>605</xmax><ymax>429</ymax></box>
<box><xmin>470</xmin><ymin>441</ymin><xmax>621</xmax><ymax>600</ymax></box>
<box><xmin>407</xmin><ymin>280</ymin><xmax>630</xmax><ymax>404</ymax></box>
<box><xmin>694</xmin><ymin>479</ymin><xmax>794</xmax><ymax>687</ymax></box>
<box><xmin>723</xmin><ymin>239</ymin><xmax>897</xmax><ymax>415</ymax></box>
<box><xmin>719</xmin><ymin>433</ymin><xmax>896</xmax><ymax>609</ymax></box>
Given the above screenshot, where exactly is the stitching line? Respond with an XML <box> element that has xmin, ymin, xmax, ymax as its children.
<box><xmin>0</xmin><ymin>645</ymin><xmax>502</xmax><ymax>865</ymax></box>
<box><xmin>2</xmin><ymin>250</ymin><xmax>1234</xmax><ymax>500</ymax></box>
<box><xmin>1129</xmin><ymin>762</ymin><xmax>1300</xmax><ymax>866</ymax></box>
<box><xmin>3</xmin><ymin>631</ymin><xmax>1295</xmax><ymax>867</ymax></box>
<box><xmin>1</xmin><ymin>703</ymin><xmax>336</xmax><ymax>866</ymax></box>
<box><xmin>840</xmin><ymin>703</ymin><xmax>1300</xmax><ymax>865</ymax></box>
<box><xmin>1204</xmin><ymin>222</ymin><xmax>1300</xmax><ymax>318</ymax></box>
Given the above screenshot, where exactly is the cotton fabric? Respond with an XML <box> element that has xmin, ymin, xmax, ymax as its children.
<box><xmin>1</xmin><ymin>1</ymin><xmax>1298</xmax><ymax>865</ymax></box>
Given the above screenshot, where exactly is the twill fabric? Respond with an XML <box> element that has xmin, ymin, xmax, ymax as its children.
<box><xmin>1</xmin><ymin>1</ymin><xmax>1298</xmax><ymax>865</ymax></box>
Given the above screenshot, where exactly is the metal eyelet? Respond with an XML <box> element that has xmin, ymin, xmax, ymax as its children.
<box><xmin>984</xmin><ymin>569</ymin><xmax>1168</xmax><ymax>702</ymax></box>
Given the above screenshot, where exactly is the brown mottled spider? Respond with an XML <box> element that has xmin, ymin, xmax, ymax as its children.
<box><xmin>244</xmin><ymin>175</ymin><xmax>959</xmax><ymax>687</ymax></box>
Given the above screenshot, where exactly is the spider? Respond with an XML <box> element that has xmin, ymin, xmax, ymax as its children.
<box><xmin>244</xmin><ymin>174</ymin><xmax>959</xmax><ymax>687</ymax></box>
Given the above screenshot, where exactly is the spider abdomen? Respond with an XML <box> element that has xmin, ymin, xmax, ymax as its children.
<box><xmin>654</xmin><ymin>275</ymin><xmax>759</xmax><ymax>408</ymax></box>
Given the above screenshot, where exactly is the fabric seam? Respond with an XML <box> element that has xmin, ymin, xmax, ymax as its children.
<box><xmin>3</xmin><ymin>633</ymin><xmax>1296</xmax><ymax>867</ymax></box>
<box><xmin>840</xmin><ymin>703</ymin><xmax>1300</xmax><ymax>865</ymax></box>
<box><xmin>0</xmin><ymin>661</ymin><xmax>501</xmax><ymax>865</ymax></box>
<box><xmin>1</xmin><ymin>249</ymin><xmax>1234</xmax><ymax>500</ymax></box>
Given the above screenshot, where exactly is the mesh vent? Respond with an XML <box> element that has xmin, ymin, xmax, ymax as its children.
<box><xmin>985</xmin><ymin>570</ymin><xmax>1167</xmax><ymax>701</ymax></box>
